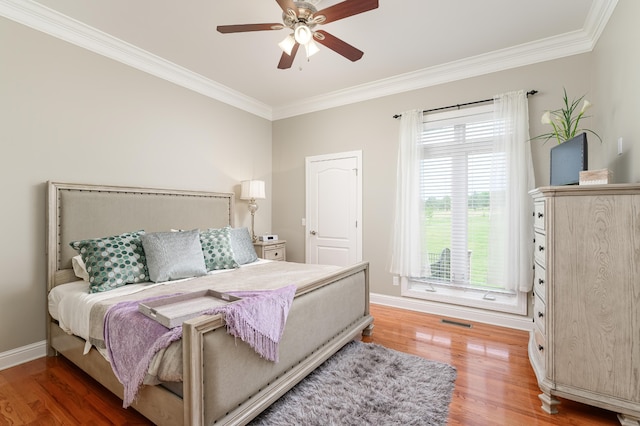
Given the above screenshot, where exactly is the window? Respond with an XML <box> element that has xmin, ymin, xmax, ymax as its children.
<box><xmin>401</xmin><ymin>105</ymin><xmax>528</xmax><ymax>314</ymax></box>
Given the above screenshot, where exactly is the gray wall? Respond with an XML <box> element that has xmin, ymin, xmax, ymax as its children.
<box><xmin>3</xmin><ymin>1</ymin><xmax>639</xmax><ymax>356</ymax></box>
<box><xmin>272</xmin><ymin>55</ymin><xmax>594</xmax><ymax>297</ymax></box>
<box><xmin>592</xmin><ymin>0</ymin><xmax>640</xmax><ymax>183</ymax></box>
<box><xmin>0</xmin><ymin>17</ymin><xmax>272</xmax><ymax>354</ymax></box>
<box><xmin>273</xmin><ymin>0</ymin><xmax>640</xmax><ymax>299</ymax></box>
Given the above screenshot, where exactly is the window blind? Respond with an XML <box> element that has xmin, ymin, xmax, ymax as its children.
<box><xmin>419</xmin><ymin>109</ymin><xmax>506</xmax><ymax>289</ymax></box>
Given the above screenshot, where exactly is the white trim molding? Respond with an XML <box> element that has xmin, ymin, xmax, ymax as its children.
<box><xmin>0</xmin><ymin>340</ymin><xmax>47</xmax><ymax>371</ymax></box>
<box><xmin>0</xmin><ymin>0</ymin><xmax>618</xmax><ymax>120</ymax></box>
<box><xmin>370</xmin><ymin>293</ymin><xmax>534</xmax><ymax>332</ymax></box>
<box><xmin>0</xmin><ymin>0</ymin><xmax>273</xmax><ymax>120</ymax></box>
<box><xmin>272</xmin><ymin>0</ymin><xmax>618</xmax><ymax>119</ymax></box>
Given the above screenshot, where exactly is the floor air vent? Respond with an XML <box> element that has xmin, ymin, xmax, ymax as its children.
<box><xmin>441</xmin><ymin>319</ymin><xmax>472</xmax><ymax>328</ymax></box>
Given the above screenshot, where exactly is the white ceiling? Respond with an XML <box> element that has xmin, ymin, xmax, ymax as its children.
<box><xmin>3</xmin><ymin>0</ymin><xmax>617</xmax><ymax>119</ymax></box>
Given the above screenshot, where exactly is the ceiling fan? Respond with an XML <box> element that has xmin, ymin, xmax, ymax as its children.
<box><xmin>217</xmin><ymin>0</ymin><xmax>379</xmax><ymax>69</ymax></box>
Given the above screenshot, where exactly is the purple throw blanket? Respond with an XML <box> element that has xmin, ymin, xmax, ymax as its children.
<box><xmin>208</xmin><ymin>284</ymin><xmax>297</xmax><ymax>363</ymax></box>
<box><xmin>103</xmin><ymin>285</ymin><xmax>297</xmax><ymax>408</ymax></box>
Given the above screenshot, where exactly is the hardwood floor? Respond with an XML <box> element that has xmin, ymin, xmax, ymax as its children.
<box><xmin>1</xmin><ymin>304</ymin><xmax>620</xmax><ymax>425</ymax></box>
<box><xmin>362</xmin><ymin>304</ymin><xmax>619</xmax><ymax>426</ymax></box>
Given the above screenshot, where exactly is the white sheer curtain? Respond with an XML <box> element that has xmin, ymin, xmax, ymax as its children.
<box><xmin>389</xmin><ymin>109</ymin><xmax>424</xmax><ymax>278</ymax></box>
<box><xmin>488</xmin><ymin>90</ymin><xmax>535</xmax><ymax>292</ymax></box>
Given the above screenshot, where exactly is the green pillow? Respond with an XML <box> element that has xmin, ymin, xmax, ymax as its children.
<box><xmin>70</xmin><ymin>230</ymin><xmax>149</xmax><ymax>293</ymax></box>
<box><xmin>199</xmin><ymin>226</ymin><xmax>239</xmax><ymax>271</ymax></box>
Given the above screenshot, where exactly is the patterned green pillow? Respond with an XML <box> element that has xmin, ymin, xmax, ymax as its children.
<box><xmin>70</xmin><ymin>230</ymin><xmax>149</xmax><ymax>293</ymax></box>
<box><xmin>199</xmin><ymin>226</ymin><xmax>239</xmax><ymax>271</ymax></box>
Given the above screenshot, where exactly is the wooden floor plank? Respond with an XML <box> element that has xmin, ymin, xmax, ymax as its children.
<box><xmin>0</xmin><ymin>304</ymin><xmax>621</xmax><ymax>425</ymax></box>
<box><xmin>0</xmin><ymin>381</ymin><xmax>38</xmax><ymax>425</ymax></box>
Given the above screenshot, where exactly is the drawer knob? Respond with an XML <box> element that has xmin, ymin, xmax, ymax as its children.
<box><xmin>538</xmin><ymin>278</ymin><xmax>545</xmax><ymax>285</ymax></box>
<box><xmin>538</xmin><ymin>311</ymin><xmax>544</xmax><ymax>318</ymax></box>
<box><xmin>537</xmin><ymin>212</ymin><xmax>544</xmax><ymax>219</ymax></box>
<box><xmin>538</xmin><ymin>245</ymin><xmax>545</xmax><ymax>252</ymax></box>
<box><xmin>310</xmin><ymin>230</ymin><xmax>317</xmax><ymax>235</ymax></box>
<box><xmin>538</xmin><ymin>345</ymin><xmax>544</xmax><ymax>352</ymax></box>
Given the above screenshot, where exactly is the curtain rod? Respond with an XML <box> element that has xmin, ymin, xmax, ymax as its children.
<box><xmin>392</xmin><ymin>90</ymin><xmax>538</xmax><ymax>119</ymax></box>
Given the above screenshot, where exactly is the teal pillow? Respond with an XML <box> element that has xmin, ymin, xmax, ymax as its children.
<box><xmin>199</xmin><ymin>226</ymin><xmax>239</xmax><ymax>271</ymax></box>
<box><xmin>230</xmin><ymin>227</ymin><xmax>258</xmax><ymax>265</ymax></box>
<box><xmin>70</xmin><ymin>230</ymin><xmax>149</xmax><ymax>293</ymax></box>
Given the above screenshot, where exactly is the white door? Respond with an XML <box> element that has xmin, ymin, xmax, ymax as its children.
<box><xmin>305</xmin><ymin>151</ymin><xmax>362</xmax><ymax>266</ymax></box>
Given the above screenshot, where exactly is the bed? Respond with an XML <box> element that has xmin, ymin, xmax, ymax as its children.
<box><xmin>46</xmin><ymin>181</ymin><xmax>373</xmax><ymax>425</ymax></box>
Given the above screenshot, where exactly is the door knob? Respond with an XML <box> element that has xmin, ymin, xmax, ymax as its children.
<box><xmin>310</xmin><ymin>230</ymin><xmax>317</xmax><ymax>235</ymax></box>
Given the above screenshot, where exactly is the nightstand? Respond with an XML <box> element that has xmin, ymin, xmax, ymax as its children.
<box><xmin>253</xmin><ymin>240</ymin><xmax>286</xmax><ymax>261</ymax></box>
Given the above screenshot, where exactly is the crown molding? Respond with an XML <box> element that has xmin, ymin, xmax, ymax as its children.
<box><xmin>272</xmin><ymin>30</ymin><xmax>593</xmax><ymax>120</ymax></box>
<box><xmin>272</xmin><ymin>0</ymin><xmax>618</xmax><ymax>120</ymax></box>
<box><xmin>1</xmin><ymin>0</ymin><xmax>617</xmax><ymax>121</ymax></box>
<box><xmin>0</xmin><ymin>0</ymin><xmax>273</xmax><ymax>120</ymax></box>
<box><xmin>583</xmin><ymin>0</ymin><xmax>618</xmax><ymax>46</ymax></box>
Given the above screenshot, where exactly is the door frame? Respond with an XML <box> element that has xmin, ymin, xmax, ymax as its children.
<box><xmin>305</xmin><ymin>150</ymin><xmax>363</xmax><ymax>264</ymax></box>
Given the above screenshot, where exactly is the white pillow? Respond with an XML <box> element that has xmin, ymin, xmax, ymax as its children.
<box><xmin>71</xmin><ymin>255</ymin><xmax>90</xmax><ymax>281</ymax></box>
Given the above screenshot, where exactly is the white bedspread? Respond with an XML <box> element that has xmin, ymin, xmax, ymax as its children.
<box><xmin>50</xmin><ymin>259</ymin><xmax>344</xmax><ymax>384</ymax></box>
<box><xmin>48</xmin><ymin>259</ymin><xmax>270</xmax><ymax>354</ymax></box>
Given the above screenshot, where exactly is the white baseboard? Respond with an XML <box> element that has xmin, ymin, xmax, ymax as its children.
<box><xmin>370</xmin><ymin>293</ymin><xmax>534</xmax><ymax>331</ymax></box>
<box><xmin>0</xmin><ymin>340</ymin><xmax>47</xmax><ymax>371</ymax></box>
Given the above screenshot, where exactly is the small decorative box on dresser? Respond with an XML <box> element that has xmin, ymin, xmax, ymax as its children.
<box><xmin>253</xmin><ymin>240</ymin><xmax>286</xmax><ymax>261</ymax></box>
<box><xmin>529</xmin><ymin>184</ymin><xmax>640</xmax><ymax>426</ymax></box>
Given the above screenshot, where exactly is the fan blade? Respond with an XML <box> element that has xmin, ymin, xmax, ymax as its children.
<box><xmin>314</xmin><ymin>0</ymin><xmax>378</xmax><ymax>24</ymax></box>
<box><xmin>217</xmin><ymin>23</ymin><xmax>283</xmax><ymax>33</ymax></box>
<box><xmin>277</xmin><ymin>43</ymin><xmax>300</xmax><ymax>69</ymax></box>
<box><xmin>275</xmin><ymin>0</ymin><xmax>297</xmax><ymax>15</ymax></box>
<box><xmin>314</xmin><ymin>30</ymin><xmax>364</xmax><ymax>62</ymax></box>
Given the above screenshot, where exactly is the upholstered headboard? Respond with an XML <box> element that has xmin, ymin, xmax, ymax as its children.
<box><xmin>46</xmin><ymin>181</ymin><xmax>234</xmax><ymax>291</ymax></box>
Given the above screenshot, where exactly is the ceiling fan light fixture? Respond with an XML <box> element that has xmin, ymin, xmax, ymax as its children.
<box><xmin>293</xmin><ymin>23</ymin><xmax>312</xmax><ymax>45</ymax></box>
<box><xmin>304</xmin><ymin>39</ymin><xmax>320</xmax><ymax>58</ymax></box>
<box><xmin>218</xmin><ymin>0</ymin><xmax>380</xmax><ymax>69</ymax></box>
<box><xmin>278</xmin><ymin>34</ymin><xmax>296</xmax><ymax>55</ymax></box>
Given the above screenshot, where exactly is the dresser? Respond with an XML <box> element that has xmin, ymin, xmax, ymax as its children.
<box><xmin>253</xmin><ymin>240</ymin><xmax>286</xmax><ymax>261</ymax></box>
<box><xmin>529</xmin><ymin>185</ymin><xmax>640</xmax><ymax>425</ymax></box>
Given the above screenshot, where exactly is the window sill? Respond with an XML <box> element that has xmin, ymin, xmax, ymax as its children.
<box><xmin>401</xmin><ymin>278</ymin><xmax>528</xmax><ymax>315</ymax></box>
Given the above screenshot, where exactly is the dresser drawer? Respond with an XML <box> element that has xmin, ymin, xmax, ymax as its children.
<box><xmin>263</xmin><ymin>244</ymin><xmax>286</xmax><ymax>261</ymax></box>
<box><xmin>533</xmin><ymin>328</ymin><xmax>546</xmax><ymax>369</ymax></box>
<box><xmin>533</xmin><ymin>294</ymin><xmax>546</xmax><ymax>335</ymax></box>
<box><xmin>533</xmin><ymin>261</ymin><xmax>546</xmax><ymax>301</ymax></box>
<box><xmin>533</xmin><ymin>201</ymin><xmax>545</xmax><ymax>231</ymax></box>
<box><xmin>534</xmin><ymin>232</ymin><xmax>546</xmax><ymax>267</ymax></box>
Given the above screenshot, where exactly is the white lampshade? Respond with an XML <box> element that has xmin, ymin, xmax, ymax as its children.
<box><xmin>278</xmin><ymin>34</ymin><xmax>296</xmax><ymax>56</ymax></box>
<box><xmin>240</xmin><ymin>180</ymin><xmax>266</xmax><ymax>200</ymax></box>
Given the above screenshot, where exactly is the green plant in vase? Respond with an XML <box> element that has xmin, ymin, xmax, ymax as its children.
<box><xmin>532</xmin><ymin>88</ymin><xmax>602</xmax><ymax>144</ymax></box>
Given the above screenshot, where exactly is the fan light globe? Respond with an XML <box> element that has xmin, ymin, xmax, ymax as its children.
<box><xmin>278</xmin><ymin>34</ymin><xmax>296</xmax><ymax>55</ymax></box>
<box><xmin>294</xmin><ymin>23</ymin><xmax>312</xmax><ymax>45</ymax></box>
<box><xmin>305</xmin><ymin>39</ymin><xmax>320</xmax><ymax>58</ymax></box>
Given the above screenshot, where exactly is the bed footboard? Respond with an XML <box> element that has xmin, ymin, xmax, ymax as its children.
<box><xmin>183</xmin><ymin>261</ymin><xmax>372</xmax><ymax>426</ymax></box>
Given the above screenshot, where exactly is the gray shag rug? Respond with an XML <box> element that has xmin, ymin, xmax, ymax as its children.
<box><xmin>250</xmin><ymin>341</ymin><xmax>457</xmax><ymax>426</ymax></box>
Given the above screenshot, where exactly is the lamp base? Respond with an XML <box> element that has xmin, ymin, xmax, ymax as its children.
<box><xmin>248</xmin><ymin>198</ymin><xmax>259</xmax><ymax>242</ymax></box>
